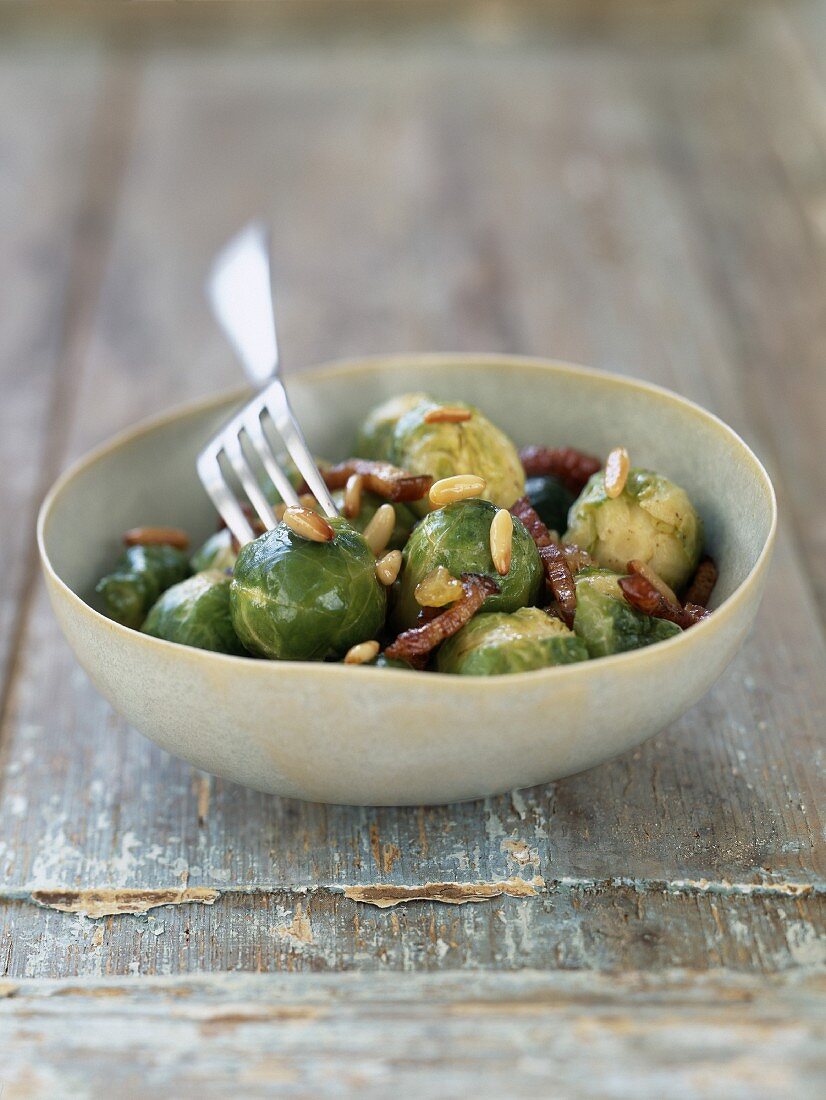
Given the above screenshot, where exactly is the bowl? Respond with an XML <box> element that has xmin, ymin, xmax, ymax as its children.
<box><xmin>38</xmin><ymin>355</ymin><xmax>776</xmax><ymax>806</ymax></box>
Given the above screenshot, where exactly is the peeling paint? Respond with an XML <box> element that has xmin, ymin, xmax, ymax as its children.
<box><xmin>275</xmin><ymin>903</ymin><xmax>313</xmax><ymax>945</ymax></box>
<box><xmin>30</xmin><ymin>887</ymin><xmax>220</xmax><ymax>919</ymax></box>
<box><xmin>344</xmin><ymin>877</ymin><xmax>544</xmax><ymax>908</ymax></box>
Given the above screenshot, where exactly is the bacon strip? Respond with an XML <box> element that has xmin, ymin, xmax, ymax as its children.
<box><xmin>298</xmin><ymin>459</ymin><xmax>431</xmax><ymax>503</ymax></box>
<box><xmin>384</xmin><ymin>573</ymin><xmax>500</xmax><ymax>667</ymax></box>
<box><xmin>509</xmin><ymin>496</ymin><xmax>554</xmax><ymax>548</ymax></box>
<box><xmin>683</xmin><ymin>556</ymin><xmax>718</xmax><ymax>608</ymax></box>
<box><xmin>538</xmin><ymin>544</ymin><xmax>577</xmax><ymax>629</ymax></box>
<box><xmin>618</xmin><ymin>572</ymin><xmax>711</xmax><ymax>629</ymax></box>
<box><xmin>511</xmin><ymin>496</ymin><xmax>595</xmax><ymax>575</ymax></box>
<box><xmin>519</xmin><ymin>445</ymin><xmax>602</xmax><ymax>494</ymax></box>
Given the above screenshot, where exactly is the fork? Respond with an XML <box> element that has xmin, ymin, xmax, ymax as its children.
<box><xmin>198</xmin><ymin>223</ymin><xmax>338</xmax><ymax>545</ymax></box>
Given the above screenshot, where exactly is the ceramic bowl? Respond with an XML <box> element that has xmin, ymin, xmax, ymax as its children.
<box><xmin>38</xmin><ymin>355</ymin><xmax>776</xmax><ymax>806</ymax></box>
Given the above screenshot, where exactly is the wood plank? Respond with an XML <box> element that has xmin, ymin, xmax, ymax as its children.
<box><xmin>1</xmin><ymin>887</ymin><xmax>823</xmax><ymax>978</ymax></box>
<box><xmin>0</xmin><ymin>970</ymin><xmax>824</xmax><ymax>1097</ymax></box>
<box><xmin>1</xmin><ymin>12</ymin><xmax>824</xmax><ymax>978</ymax></box>
<box><xmin>0</xmin><ymin>47</ymin><xmax>104</xmax><ymax>699</ymax></box>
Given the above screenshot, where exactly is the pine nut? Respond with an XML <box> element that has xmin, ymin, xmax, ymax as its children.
<box><xmin>423</xmin><ymin>406</ymin><xmax>473</xmax><ymax>424</ymax></box>
<box><xmin>628</xmin><ymin>559</ymin><xmax>679</xmax><ymax>608</ymax></box>
<box><xmin>363</xmin><ymin>503</ymin><xmax>396</xmax><ymax>555</ymax></box>
<box><xmin>283</xmin><ymin>506</ymin><xmax>335</xmax><ymax>543</ymax></box>
<box><xmin>343</xmin><ymin>474</ymin><xmax>363</xmax><ymax>519</ymax></box>
<box><xmin>276</xmin><ymin>494</ymin><xmax>318</xmax><ymax>523</ymax></box>
<box><xmin>375</xmin><ymin>549</ymin><xmax>403</xmax><ymax>586</ymax></box>
<box><xmin>415</xmin><ymin>566</ymin><xmax>463</xmax><ymax>607</ymax></box>
<box><xmin>344</xmin><ymin>640</ymin><xmax>380</xmax><ymax>665</ymax></box>
<box><xmin>489</xmin><ymin>508</ymin><xmax>513</xmax><ymax>576</ymax></box>
<box><xmin>428</xmin><ymin>474</ymin><xmax>487</xmax><ymax>508</ymax></box>
<box><xmin>123</xmin><ymin>526</ymin><xmax>190</xmax><ymax>551</ymax></box>
<box><xmin>604</xmin><ymin>447</ymin><xmax>630</xmax><ymax>498</ymax></box>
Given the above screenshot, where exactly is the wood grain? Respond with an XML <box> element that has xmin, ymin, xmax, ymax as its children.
<box><xmin>0</xmin><ymin>970</ymin><xmax>824</xmax><ymax>1097</ymax></box>
<box><xmin>0</xmin><ymin>0</ymin><xmax>824</xmax><ymax>1005</ymax></box>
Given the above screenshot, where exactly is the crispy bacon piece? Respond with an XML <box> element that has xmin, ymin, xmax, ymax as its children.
<box><xmin>683</xmin><ymin>556</ymin><xmax>718</xmax><ymax>608</ymax></box>
<box><xmin>384</xmin><ymin>573</ymin><xmax>500</xmax><ymax>667</ymax></box>
<box><xmin>123</xmin><ymin>526</ymin><xmax>190</xmax><ymax>550</ymax></box>
<box><xmin>509</xmin><ymin>496</ymin><xmax>554</xmax><ymax>548</ymax></box>
<box><xmin>519</xmin><ymin>445</ymin><xmax>602</xmax><ymax>494</ymax></box>
<box><xmin>618</xmin><ymin>572</ymin><xmax>711</xmax><ymax>629</ymax></box>
<box><xmin>510</xmin><ymin>496</ymin><xmax>595</xmax><ymax>575</ymax></box>
<box><xmin>297</xmin><ymin>459</ymin><xmax>431</xmax><ymax>503</ymax></box>
<box><xmin>538</xmin><ymin>544</ymin><xmax>577</xmax><ymax>629</ymax></box>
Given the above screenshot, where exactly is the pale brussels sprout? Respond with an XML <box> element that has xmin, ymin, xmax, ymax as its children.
<box><xmin>395</xmin><ymin>498</ymin><xmax>542</xmax><ymax>630</ymax></box>
<box><xmin>573</xmin><ymin>568</ymin><xmax>680</xmax><ymax>658</ymax></box>
<box><xmin>564</xmin><ymin>468</ymin><xmax>702</xmax><ymax>592</ymax></box>
<box><xmin>355</xmin><ymin>392</ymin><xmax>431</xmax><ymax>462</ymax></box>
<box><xmin>437</xmin><ymin>608</ymin><xmax>588</xmax><ymax>676</ymax></box>
<box><xmin>391</xmin><ymin>397</ymin><xmax>525</xmax><ymax>514</ymax></box>
<box><xmin>190</xmin><ymin>529</ymin><xmax>237</xmax><ymax>573</ymax></box>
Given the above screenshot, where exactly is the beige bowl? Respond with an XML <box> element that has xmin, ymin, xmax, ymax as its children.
<box><xmin>38</xmin><ymin>356</ymin><xmax>776</xmax><ymax>806</ymax></box>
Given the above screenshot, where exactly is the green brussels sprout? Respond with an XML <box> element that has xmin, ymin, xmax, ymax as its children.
<box><xmin>331</xmin><ymin>489</ymin><xmax>417</xmax><ymax>551</ymax></box>
<box><xmin>96</xmin><ymin>544</ymin><xmax>191</xmax><ymax>629</ymax></box>
<box><xmin>230</xmin><ymin>517</ymin><xmax>386</xmax><ymax>661</ymax></box>
<box><xmin>142</xmin><ymin>571</ymin><xmax>246</xmax><ymax>655</ymax></box>
<box><xmin>355</xmin><ymin>392</ymin><xmax>431</xmax><ymax>462</ymax></box>
<box><xmin>437</xmin><ymin>608</ymin><xmax>589</xmax><ymax>675</ymax></box>
<box><xmin>573</xmin><ymin>568</ymin><xmax>680</xmax><ymax>658</ymax></box>
<box><xmin>564</xmin><ymin>468</ymin><xmax>703</xmax><ymax>591</ymax></box>
<box><xmin>525</xmin><ymin>475</ymin><xmax>575</xmax><ymax>534</ymax></box>
<box><xmin>190</xmin><ymin>529</ymin><xmax>237</xmax><ymax>573</ymax></box>
<box><xmin>395</xmin><ymin>499</ymin><xmax>542</xmax><ymax>629</ymax></box>
<box><xmin>390</xmin><ymin>398</ymin><xmax>525</xmax><ymax>513</ymax></box>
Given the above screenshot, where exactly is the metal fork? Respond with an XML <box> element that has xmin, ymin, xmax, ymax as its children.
<box><xmin>198</xmin><ymin>223</ymin><xmax>338</xmax><ymax>545</ymax></box>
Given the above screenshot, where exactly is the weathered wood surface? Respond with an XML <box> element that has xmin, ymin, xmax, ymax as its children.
<box><xmin>0</xmin><ymin>970</ymin><xmax>824</xmax><ymax>1099</ymax></box>
<box><xmin>0</xmin><ymin>0</ymin><xmax>824</xmax><ymax>1070</ymax></box>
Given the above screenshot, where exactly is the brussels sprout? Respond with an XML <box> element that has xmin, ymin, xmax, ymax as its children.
<box><xmin>564</xmin><ymin>468</ymin><xmax>703</xmax><ymax>591</ymax></box>
<box><xmin>190</xmin><ymin>529</ymin><xmax>237</xmax><ymax>573</ymax></box>
<box><xmin>332</xmin><ymin>489</ymin><xmax>417</xmax><ymax>552</ymax></box>
<box><xmin>437</xmin><ymin>608</ymin><xmax>589</xmax><ymax>675</ymax></box>
<box><xmin>384</xmin><ymin>397</ymin><xmax>524</xmax><ymax>513</ymax></box>
<box><xmin>142</xmin><ymin>571</ymin><xmax>246</xmax><ymax>655</ymax></box>
<box><xmin>230</xmin><ymin>517</ymin><xmax>386</xmax><ymax>661</ymax></box>
<box><xmin>395</xmin><ymin>499</ymin><xmax>542</xmax><ymax>629</ymax></box>
<box><xmin>355</xmin><ymin>392</ymin><xmax>431</xmax><ymax>462</ymax></box>
<box><xmin>573</xmin><ymin>568</ymin><xmax>680</xmax><ymax>657</ymax></box>
<box><xmin>96</xmin><ymin>544</ymin><xmax>190</xmax><ymax>629</ymax></box>
<box><xmin>525</xmin><ymin>475</ymin><xmax>575</xmax><ymax>534</ymax></box>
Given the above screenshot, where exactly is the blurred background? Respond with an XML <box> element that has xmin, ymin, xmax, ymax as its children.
<box><xmin>2</xmin><ymin>0</ymin><xmax>825</xmax><ymax>635</ymax></box>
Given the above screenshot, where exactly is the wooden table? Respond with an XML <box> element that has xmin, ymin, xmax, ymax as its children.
<box><xmin>1</xmin><ymin>2</ymin><xmax>824</xmax><ymax>1094</ymax></box>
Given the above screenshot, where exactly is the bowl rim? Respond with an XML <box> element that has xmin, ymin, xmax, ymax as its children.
<box><xmin>37</xmin><ymin>352</ymin><xmax>778</xmax><ymax>688</ymax></box>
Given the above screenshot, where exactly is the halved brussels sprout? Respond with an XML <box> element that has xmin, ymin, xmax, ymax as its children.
<box><xmin>524</xmin><ymin>475</ymin><xmax>575</xmax><ymax>534</ymax></box>
<box><xmin>564</xmin><ymin>468</ymin><xmax>702</xmax><ymax>591</ymax></box>
<box><xmin>142</xmin><ymin>570</ymin><xmax>246</xmax><ymax>655</ymax></box>
<box><xmin>95</xmin><ymin>544</ymin><xmax>191</xmax><ymax>629</ymax></box>
<box><xmin>230</xmin><ymin>517</ymin><xmax>386</xmax><ymax>661</ymax></box>
<box><xmin>395</xmin><ymin>499</ymin><xmax>542</xmax><ymax>629</ymax></box>
<box><xmin>391</xmin><ymin>398</ymin><xmax>525</xmax><ymax>513</ymax></box>
<box><xmin>355</xmin><ymin>392</ymin><xmax>431</xmax><ymax>462</ymax></box>
<box><xmin>573</xmin><ymin>567</ymin><xmax>680</xmax><ymax>657</ymax></box>
<box><xmin>332</xmin><ymin>489</ymin><xmax>417</xmax><ymax>552</ymax></box>
<box><xmin>437</xmin><ymin>607</ymin><xmax>589</xmax><ymax>675</ymax></box>
<box><xmin>190</xmin><ymin>529</ymin><xmax>237</xmax><ymax>573</ymax></box>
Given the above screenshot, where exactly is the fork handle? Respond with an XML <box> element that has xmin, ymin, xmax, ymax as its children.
<box><xmin>207</xmin><ymin>221</ymin><xmax>280</xmax><ymax>387</ymax></box>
